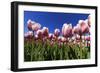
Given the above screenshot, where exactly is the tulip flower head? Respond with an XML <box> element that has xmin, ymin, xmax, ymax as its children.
<box><xmin>42</xmin><ymin>27</ymin><xmax>49</xmax><ymax>37</ymax></box>
<box><xmin>52</xmin><ymin>34</ymin><xmax>57</xmax><ymax>41</ymax></box>
<box><xmin>48</xmin><ymin>33</ymin><xmax>53</xmax><ymax>40</ymax></box>
<box><xmin>78</xmin><ymin>20</ymin><xmax>89</xmax><ymax>34</ymax></box>
<box><xmin>58</xmin><ymin>36</ymin><xmax>62</xmax><ymax>42</ymax></box>
<box><xmin>36</xmin><ymin>29</ymin><xmax>43</xmax><ymax>39</ymax></box>
<box><xmin>54</xmin><ymin>28</ymin><xmax>60</xmax><ymax>37</ymax></box>
<box><xmin>72</xmin><ymin>25</ymin><xmax>82</xmax><ymax>35</ymax></box>
<box><xmin>24</xmin><ymin>31</ymin><xmax>33</xmax><ymax>39</ymax></box>
<box><xmin>32</xmin><ymin>23</ymin><xmax>41</xmax><ymax>31</ymax></box>
<box><xmin>58</xmin><ymin>36</ymin><xmax>66</xmax><ymax>43</ymax></box>
<box><xmin>62</xmin><ymin>23</ymin><xmax>73</xmax><ymax>37</ymax></box>
<box><xmin>76</xmin><ymin>34</ymin><xmax>80</xmax><ymax>40</ymax></box>
<box><xmin>27</xmin><ymin>19</ymin><xmax>35</xmax><ymax>30</ymax></box>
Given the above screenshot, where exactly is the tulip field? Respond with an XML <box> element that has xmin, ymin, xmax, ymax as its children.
<box><xmin>24</xmin><ymin>14</ymin><xmax>91</xmax><ymax>61</ymax></box>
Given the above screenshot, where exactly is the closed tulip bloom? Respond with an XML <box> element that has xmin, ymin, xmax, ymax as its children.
<box><xmin>24</xmin><ymin>31</ymin><xmax>33</xmax><ymax>38</ymax></box>
<box><xmin>32</xmin><ymin>23</ymin><xmax>41</xmax><ymax>31</ymax></box>
<box><xmin>58</xmin><ymin>36</ymin><xmax>66</xmax><ymax>48</ymax></box>
<box><xmin>48</xmin><ymin>33</ymin><xmax>53</xmax><ymax>40</ymax></box>
<box><xmin>78</xmin><ymin>20</ymin><xmax>89</xmax><ymax>34</ymax></box>
<box><xmin>27</xmin><ymin>19</ymin><xmax>35</xmax><ymax>30</ymax></box>
<box><xmin>28</xmin><ymin>31</ymin><xmax>33</xmax><ymax>36</ymax></box>
<box><xmin>72</xmin><ymin>25</ymin><xmax>82</xmax><ymax>35</ymax></box>
<box><xmin>61</xmin><ymin>37</ymin><xmax>66</xmax><ymax>42</ymax></box>
<box><xmin>42</xmin><ymin>27</ymin><xmax>49</xmax><ymax>37</ymax></box>
<box><xmin>36</xmin><ymin>29</ymin><xmax>43</xmax><ymax>39</ymax></box>
<box><xmin>76</xmin><ymin>34</ymin><xmax>80</xmax><ymax>40</ymax></box>
<box><xmin>52</xmin><ymin>34</ymin><xmax>56</xmax><ymax>41</ymax></box>
<box><xmin>54</xmin><ymin>28</ymin><xmax>60</xmax><ymax>37</ymax></box>
<box><xmin>58</xmin><ymin>36</ymin><xmax>62</xmax><ymax>42</ymax></box>
<box><xmin>62</xmin><ymin>23</ymin><xmax>73</xmax><ymax>37</ymax></box>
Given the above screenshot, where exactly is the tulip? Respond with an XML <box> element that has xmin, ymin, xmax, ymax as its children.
<box><xmin>27</xmin><ymin>19</ymin><xmax>41</xmax><ymax>31</ymax></box>
<box><xmin>54</xmin><ymin>28</ymin><xmax>60</xmax><ymax>37</ymax></box>
<box><xmin>76</xmin><ymin>34</ymin><xmax>80</xmax><ymax>40</ymax></box>
<box><xmin>32</xmin><ymin>23</ymin><xmax>41</xmax><ymax>31</ymax></box>
<box><xmin>58</xmin><ymin>36</ymin><xmax>66</xmax><ymax>43</ymax></box>
<box><xmin>34</xmin><ymin>34</ymin><xmax>38</xmax><ymax>40</ymax></box>
<box><xmin>62</xmin><ymin>23</ymin><xmax>73</xmax><ymax>37</ymax></box>
<box><xmin>58</xmin><ymin>36</ymin><xmax>62</xmax><ymax>42</ymax></box>
<box><xmin>72</xmin><ymin>25</ymin><xmax>82</xmax><ymax>35</ymax></box>
<box><xmin>48</xmin><ymin>33</ymin><xmax>53</xmax><ymax>40</ymax></box>
<box><xmin>78</xmin><ymin>20</ymin><xmax>89</xmax><ymax>34</ymax></box>
<box><xmin>27</xmin><ymin>19</ymin><xmax>35</xmax><ymax>30</ymax></box>
<box><xmin>36</xmin><ymin>29</ymin><xmax>43</xmax><ymax>40</ymax></box>
<box><xmin>61</xmin><ymin>36</ymin><xmax>67</xmax><ymax>43</ymax></box>
<box><xmin>24</xmin><ymin>31</ymin><xmax>33</xmax><ymax>39</ymax></box>
<box><xmin>42</xmin><ymin>27</ymin><xmax>49</xmax><ymax>37</ymax></box>
<box><xmin>52</xmin><ymin>34</ymin><xmax>57</xmax><ymax>41</ymax></box>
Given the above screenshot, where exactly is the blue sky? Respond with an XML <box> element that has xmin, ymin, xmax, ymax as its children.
<box><xmin>24</xmin><ymin>11</ymin><xmax>89</xmax><ymax>33</ymax></box>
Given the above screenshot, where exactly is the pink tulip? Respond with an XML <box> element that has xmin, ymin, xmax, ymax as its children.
<box><xmin>72</xmin><ymin>25</ymin><xmax>82</xmax><ymax>35</ymax></box>
<box><xmin>24</xmin><ymin>31</ymin><xmax>33</xmax><ymax>38</ymax></box>
<box><xmin>62</xmin><ymin>23</ymin><xmax>73</xmax><ymax>37</ymax></box>
<box><xmin>32</xmin><ymin>23</ymin><xmax>41</xmax><ymax>31</ymax></box>
<box><xmin>36</xmin><ymin>29</ymin><xmax>43</xmax><ymax>39</ymax></box>
<box><xmin>52</xmin><ymin>34</ymin><xmax>57</xmax><ymax>41</ymax></box>
<box><xmin>78</xmin><ymin>20</ymin><xmax>89</xmax><ymax>34</ymax></box>
<box><xmin>42</xmin><ymin>27</ymin><xmax>49</xmax><ymax>37</ymax></box>
<box><xmin>58</xmin><ymin>36</ymin><xmax>66</xmax><ymax>43</ymax></box>
<box><xmin>58</xmin><ymin>36</ymin><xmax>67</xmax><ymax>48</ymax></box>
<box><xmin>58</xmin><ymin>36</ymin><xmax>62</xmax><ymax>42</ymax></box>
<box><xmin>34</xmin><ymin>34</ymin><xmax>38</xmax><ymax>40</ymax></box>
<box><xmin>27</xmin><ymin>19</ymin><xmax>35</xmax><ymax>30</ymax></box>
<box><xmin>27</xmin><ymin>19</ymin><xmax>41</xmax><ymax>31</ymax></box>
<box><xmin>61</xmin><ymin>37</ymin><xmax>67</xmax><ymax>42</ymax></box>
<box><xmin>48</xmin><ymin>33</ymin><xmax>53</xmax><ymax>40</ymax></box>
<box><xmin>54</xmin><ymin>28</ymin><xmax>60</xmax><ymax>37</ymax></box>
<box><xmin>76</xmin><ymin>34</ymin><xmax>80</xmax><ymax>40</ymax></box>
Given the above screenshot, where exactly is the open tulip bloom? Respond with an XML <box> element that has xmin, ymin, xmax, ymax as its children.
<box><xmin>24</xmin><ymin>13</ymin><xmax>91</xmax><ymax>62</ymax></box>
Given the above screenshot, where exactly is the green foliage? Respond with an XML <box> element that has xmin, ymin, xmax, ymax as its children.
<box><xmin>24</xmin><ymin>40</ymin><xmax>90</xmax><ymax>61</ymax></box>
